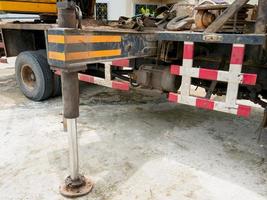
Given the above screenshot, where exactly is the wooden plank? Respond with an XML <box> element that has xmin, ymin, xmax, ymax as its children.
<box><xmin>204</xmin><ymin>0</ymin><xmax>249</xmax><ymax>33</ymax></box>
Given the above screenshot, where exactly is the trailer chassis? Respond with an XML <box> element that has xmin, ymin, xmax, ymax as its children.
<box><xmin>47</xmin><ymin>23</ymin><xmax>266</xmax><ymax>198</ymax></box>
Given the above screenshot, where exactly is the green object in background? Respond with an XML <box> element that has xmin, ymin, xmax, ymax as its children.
<box><xmin>141</xmin><ymin>7</ymin><xmax>150</xmax><ymax>16</ymax></box>
<box><xmin>135</xmin><ymin>4</ymin><xmax>157</xmax><ymax>17</ymax></box>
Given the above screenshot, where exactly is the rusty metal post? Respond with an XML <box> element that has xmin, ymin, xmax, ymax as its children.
<box><xmin>255</xmin><ymin>0</ymin><xmax>267</xmax><ymax>34</ymax></box>
<box><xmin>57</xmin><ymin>1</ymin><xmax>93</xmax><ymax>198</ymax></box>
<box><xmin>252</xmin><ymin>0</ymin><xmax>267</xmax><ymax>64</ymax></box>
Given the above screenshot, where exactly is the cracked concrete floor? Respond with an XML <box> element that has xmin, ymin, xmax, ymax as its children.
<box><xmin>0</xmin><ymin>60</ymin><xmax>267</xmax><ymax>200</ymax></box>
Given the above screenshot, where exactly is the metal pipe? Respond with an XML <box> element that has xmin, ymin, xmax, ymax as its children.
<box><xmin>252</xmin><ymin>0</ymin><xmax>267</xmax><ymax>64</ymax></box>
<box><xmin>255</xmin><ymin>0</ymin><xmax>267</xmax><ymax>34</ymax></box>
<box><xmin>58</xmin><ymin>0</ymin><xmax>80</xmax><ymax>181</ymax></box>
<box><xmin>67</xmin><ymin>118</ymin><xmax>79</xmax><ymax>180</ymax></box>
<box><xmin>57</xmin><ymin>1</ymin><xmax>77</xmax><ymax>28</ymax></box>
<box><xmin>61</xmin><ymin>72</ymin><xmax>80</xmax><ymax>119</ymax></box>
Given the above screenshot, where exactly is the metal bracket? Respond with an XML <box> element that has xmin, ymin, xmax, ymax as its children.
<box><xmin>203</xmin><ymin>34</ymin><xmax>223</xmax><ymax>42</ymax></box>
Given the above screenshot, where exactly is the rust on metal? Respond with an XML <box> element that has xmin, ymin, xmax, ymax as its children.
<box><xmin>60</xmin><ymin>175</ymin><xmax>93</xmax><ymax>198</ymax></box>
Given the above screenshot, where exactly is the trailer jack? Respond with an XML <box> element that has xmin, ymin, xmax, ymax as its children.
<box><xmin>56</xmin><ymin>1</ymin><xmax>93</xmax><ymax>198</ymax></box>
<box><xmin>59</xmin><ymin>72</ymin><xmax>93</xmax><ymax>198</ymax></box>
<box><xmin>58</xmin><ymin>43</ymin><xmax>93</xmax><ymax>197</ymax></box>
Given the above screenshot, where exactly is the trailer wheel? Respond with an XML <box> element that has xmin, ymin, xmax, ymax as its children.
<box><xmin>35</xmin><ymin>49</ymin><xmax>62</xmax><ymax>97</ymax></box>
<box><xmin>15</xmin><ymin>51</ymin><xmax>53</xmax><ymax>101</ymax></box>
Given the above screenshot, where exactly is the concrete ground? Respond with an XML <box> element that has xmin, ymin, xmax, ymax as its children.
<box><xmin>0</xmin><ymin>59</ymin><xmax>267</xmax><ymax>200</ymax></box>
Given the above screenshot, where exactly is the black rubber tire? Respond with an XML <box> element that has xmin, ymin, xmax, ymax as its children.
<box><xmin>15</xmin><ymin>51</ymin><xmax>53</xmax><ymax>101</ymax></box>
<box><xmin>35</xmin><ymin>49</ymin><xmax>62</xmax><ymax>97</ymax></box>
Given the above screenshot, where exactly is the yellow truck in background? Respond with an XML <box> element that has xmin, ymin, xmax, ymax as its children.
<box><xmin>0</xmin><ymin>0</ymin><xmax>57</xmax><ymax>14</ymax></box>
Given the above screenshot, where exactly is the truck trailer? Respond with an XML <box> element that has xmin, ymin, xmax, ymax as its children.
<box><xmin>0</xmin><ymin>0</ymin><xmax>266</xmax><ymax>197</ymax></box>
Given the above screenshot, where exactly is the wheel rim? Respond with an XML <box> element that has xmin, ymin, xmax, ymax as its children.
<box><xmin>21</xmin><ymin>65</ymin><xmax>36</xmax><ymax>90</ymax></box>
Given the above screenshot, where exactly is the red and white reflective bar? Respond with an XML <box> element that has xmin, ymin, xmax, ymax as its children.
<box><xmin>180</xmin><ymin>41</ymin><xmax>194</xmax><ymax>99</ymax></box>
<box><xmin>170</xmin><ymin>65</ymin><xmax>257</xmax><ymax>86</ymax></box>
<box><xmin>112</xmin><ymin>59</ymin><xmax>129</xmax><ymax>67</ymax></box>
<box><xmin>55</xmin><ymin>70</ymin><xmax>129</xmax><ymax>91</ymax></box>
<box><xmin>225</xmin><ymin>44</ymin><xmax>246</xmax><ymax>107</ymax></box>
<box><xmin>168</xmin><ymin>93</ymin><xmax>251</xmax><ymax>118</ymax></box>
<box><xmin>169</xmin><ymin>42</ymin><xmax>254</xmax><ymax>117</ymax></box>
<box><xmin>78</xmin><ymin>73</ymin><xmax>129</xmax><ymax>90</ymax></box>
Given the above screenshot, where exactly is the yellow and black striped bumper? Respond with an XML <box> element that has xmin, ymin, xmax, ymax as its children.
<box><xmin>47</xmin><ymin>28</ymin><xmax>157</xmax><ymax>69</ymax></box>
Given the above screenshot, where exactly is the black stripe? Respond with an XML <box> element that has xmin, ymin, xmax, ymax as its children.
<box><xmin>48</xmin><ymin>42</ymin><xmax>121</xmax><ymax>53</ymax></box>
<box><xmin>48</xmin><ymin>29</ymin><xmax>65</xmax><ymax>35</ymax></box>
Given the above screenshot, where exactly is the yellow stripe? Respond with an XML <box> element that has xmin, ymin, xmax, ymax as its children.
<box><xmin>48</xmin><ymin>35</ymin><xmax>122</xmax><ymax>44</ymax></box>
<box><xmin>49</xmin><ymin>49</ymin><xmax>122</xmax><ymax>61</ymax></box>
<box><xmin>0</xmin><ymin>1</ymin><xmax>56</xmax><ymax>13</ymax></box>
<box><xmin>48</xmin><ymin>51</ymin><xmax>65</xmax><ymax>61</ymax></box>
<box><xmin>48</xmin><ymin>35</ymin><xmax>65</xmax><ymax>44</ymax></box>
<box><xmin>86</xmin><ymin>49</ymin><xmax>121</xmax><ymax>59</ymax></box>
<box><xmin>87</xmin><ymin>36</ymin><xmax>122</xmax><ymax>43</ymax></box>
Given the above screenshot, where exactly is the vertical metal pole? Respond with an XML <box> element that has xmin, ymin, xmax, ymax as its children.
<box><xmin>252</xmin><ymin>0</ymin><xmax>267</xmax><ymax>64</ymax></box>
<box><xmin>255</xmin><ymin>0</ymin><xmax>267</xmax><ymax>34</ymax></box>
<box><xmin>67</xmin><ymin>118</ymin><xmax>79</xmax><ymax>180</ymax></box>
<box><xmin>57</xmin><ymin>0</ymin><xmax>76</xmax><ymax>134</ymax></box>
<box><xmin>61</xmin><ymin>68</ymin><xmax>80</xmax><ymax>184</ymax></box>
<box><xmin>57</xmin><ymin>1</ymin><xmax>93</xmax><ymax>197</ymax></box>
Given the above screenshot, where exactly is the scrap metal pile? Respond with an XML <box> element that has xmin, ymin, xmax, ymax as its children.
<box><xmin>117</xmin><ymin>0</ymin><xmax>257</xmax><ymax>33</ymax></box>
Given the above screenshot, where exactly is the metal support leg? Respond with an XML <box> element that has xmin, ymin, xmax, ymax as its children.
<box><xmin>59</xmin><ymin>71</ymin><xmax>93</xmax><ymax>197</ymax></box>
<box><xmin>57</xmin><ymin>1</ymin><xmax>93</xmax><ymax>197</ymax></box>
